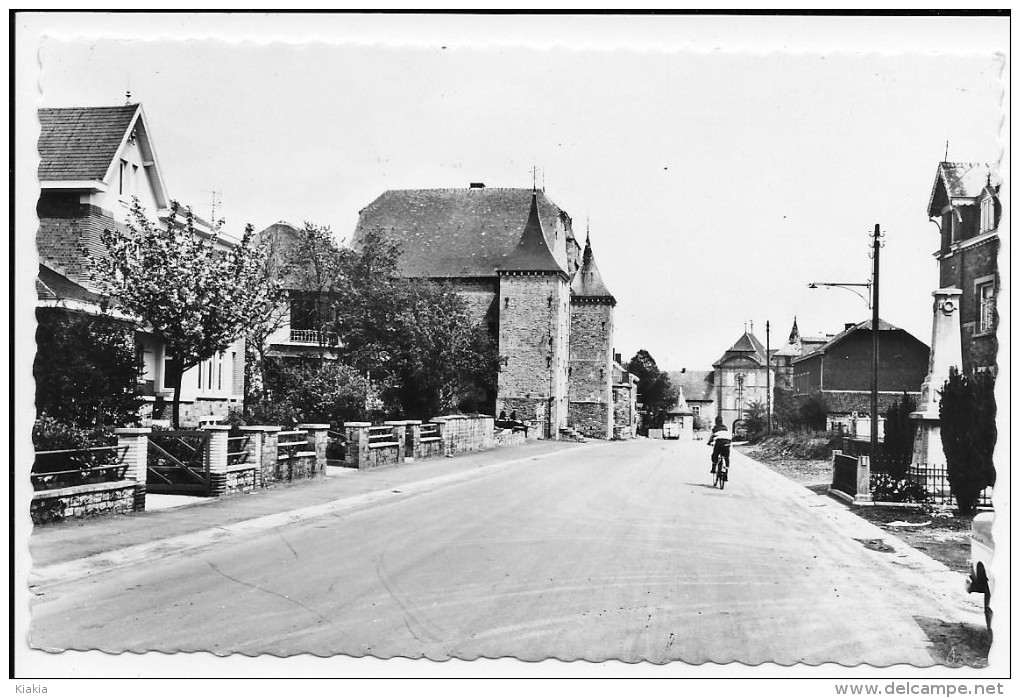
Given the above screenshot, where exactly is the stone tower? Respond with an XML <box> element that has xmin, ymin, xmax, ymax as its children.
<box><xmin>497</xmin><ymin>192</ymin><xmax>571</xmax><ymax>439</ymax></box>
<box><xmin>568</xmin><ymin>232</ymin><xmax>616</xmax><ymax>438</ymax></box>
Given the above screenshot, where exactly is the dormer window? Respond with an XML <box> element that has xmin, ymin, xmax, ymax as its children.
<box><xmin>980</xmin><ymin>195</ymin><xmax>996</xmax><ymax>233</ymax></box>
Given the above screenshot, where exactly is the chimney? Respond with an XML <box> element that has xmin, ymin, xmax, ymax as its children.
<box><xmin>469</xmin><ymin>182</ymin><xmax>486</xmax><ymax>189</ymax></box>
<box><xmin>614</xmin><ymin>352</ymin><xmax>622</xmax><ymax>364</ymax></box>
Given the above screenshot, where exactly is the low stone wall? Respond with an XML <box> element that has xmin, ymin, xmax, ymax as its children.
<box><xmin>225</xmin><ymin>465</ymin><xmax>257</xmax><ymax>495</ymax></box>
<box><xmin>435</xmin><ymin>415</ymin><xmax>495</xmax><ymax>455</ymax></box>
<box><xmin>494</xmin><ymin>427</ymin><xmax>527</xmax><ymax>447</ymax></box>
<box><xmin>362</xmin><ymin>443</ymin><xmax>402</xmax><ymax>469</ymax></box>
<box><xmin>418</xmin><ymin>436</ymin><xmax>443</xmax><ymax>459</ymax></box>
<box><xmin>31</xmin><ymin>480</ymin><xmax>141</xmax><ymax>524</ymax></box>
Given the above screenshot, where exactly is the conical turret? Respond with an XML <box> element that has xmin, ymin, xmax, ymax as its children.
<box><xmin>499</xmin><ymin>192</ymin><xmax>565</xmax><ymax>275</ymax></box>
<box><xmin>570</xmin><ymin>234</ymin><xmax>615</xmax><ymax>303</ymax></box>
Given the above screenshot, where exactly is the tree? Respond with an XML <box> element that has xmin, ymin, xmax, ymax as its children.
<box><xmin>772</xmin><ymin>387</ymin><xmax>798</xmax><ymax>432</ymax></box>
<box><xmin>33</xmin><ymin>307</ymin><xmax>143</xmax><ymax>432</ymax></box>
<box><xmin>883</xmin><ymin>392</ymin><xmax>917</xmax><ymax>478</ymax></box>
<box><xmin>940</xmin><ymin>367</ymin><xmax>996</xmax><ymax>514</ymax></box>
<box><xmin>743</xmin><ymin>398</ymin><xmax>767</xmax><ymax>440</ymax></box>
<box><xmin>796</xmin><ymin>390</ymin><xmax>829</xmax><ymax>432</ymax></box>
<box><xmin>381</xmin><ymin>281</ymin><xmax>499</xmax><ymax>419</ymax></box>
<box><xmin>261</xmin><ymin>358</ymin><xmax>369</xmax><ymax>425</ymax></box>
<box><xmin>626</xmin><ymin>350</ymin><xmax>675</xmax><ymax>433</ymax></box>
<box><xmin>99</xmin><ymin>200</ymin><xmax>273</xmax><ymax>428</ymax></box>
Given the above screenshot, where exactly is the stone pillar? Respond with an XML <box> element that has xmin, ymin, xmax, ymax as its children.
<box><xmin>910</xmin><ymin>289</ymin><xmax>964</xmax><ymax>485</ymax></box>
<box><xmin>203</xmin><ymin>424</ymin><xmax>231</xmax><ymax>497</ymax></box>
<box><xmin>856</xmin><ymin>454</ymin><xmax>873</xmax><ymax>502</ymax></box>
<box><xmin>239</xmin><ymin>427</ymin><xmax>265</xmax><ymax>488</ymax></box>
<box><xmin>115</xmin><ymin>427</ymin><xmax>150</xmax><ymax>512</ymax></box>
<box><xmin>298</xmin><ymin>423</ymin><xmax>330</xmax><ymax>476</ymax></box>
<box><xmin>384</xmin><ymin>420</ymin><xmax>421</xmax><ymax>462</ymax></box>
<box><xmin>344</xmin><ymin>422</ymin><xmax>371</xmax><ymax>468</ymax></box>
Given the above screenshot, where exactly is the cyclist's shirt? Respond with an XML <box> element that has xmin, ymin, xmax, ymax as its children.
<box><xmin>709</xmin><ymin>427</ymin><xmax>732</xmax><ymax>444</ymax></box>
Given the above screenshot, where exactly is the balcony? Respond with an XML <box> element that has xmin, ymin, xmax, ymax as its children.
<box><xmin>289</xmin><ymin>329</ymin><xmax>340</xmax><ymax>346</ymax></box>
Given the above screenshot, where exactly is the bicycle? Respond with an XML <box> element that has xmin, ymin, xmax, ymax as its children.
<box><xmin>713</xmin><ymin>452</ymin><xmax>729</xmax><ymax>489</ymax></box>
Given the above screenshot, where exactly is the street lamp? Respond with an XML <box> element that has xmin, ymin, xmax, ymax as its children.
<box><xmin>808</xmin><ymin>225</ymin><xmax>884</xmax><ymax>459</ymax></box>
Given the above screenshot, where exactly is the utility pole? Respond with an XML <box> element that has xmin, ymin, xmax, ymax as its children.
<box><xmin>870</xmin><ymin>224</ymin><xmax>882</xmax><ymax>460</ymax></box>
<box><xmin>766</xmin><ymin>320</ymin><xmax>772</xmax><ymax>436</ymax></box>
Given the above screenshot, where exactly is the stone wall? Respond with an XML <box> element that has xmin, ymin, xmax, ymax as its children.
<box><xmin>435</xmin><ymin>415</ymin><xmax>495</xmax><ymax>455</ymax></box>
<box><xmin>613</xmin><ymin>384</ymin><xmax>636</xmax><ymax>439</ymax></box>
<box><xmin>448</xmin><ymin>278</ymin><xmax>499</xmax><ymax>328</ymax></box>
<box><xmin>30</xmin><ymin>481</ymin><xmax>140</xmax><ymax>524</ymax></box>
<box><xmin>494</xmin><ymin>427</ymin><xmax>527</xmax><ymax>447</ymax></box>
<box><xmin>225</xmin><ymin>466</ymin><xmax>257</xmax><ymax>495</ymax></box>
<box><xmin>568</xmin><ymin>299</ymin><xmax>614</xmax><ymax>438</ymax></box>
<box><xmin>496</xmin><ymin>272</ymin><xmax>570</xmax><ymax>438</ymax></box>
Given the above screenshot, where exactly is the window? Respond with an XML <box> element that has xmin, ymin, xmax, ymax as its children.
<box><xmin>691</xmin><ymin>405</ymin><xmax>700</xmax><ymax>416</ymax></box>
<box><xmin>980</xmin><ymin>195</ymin><xmax>996</xmax><ymax>233</ymax></box>
<box><xmin>119</xmin><ymin>159</ymin><xmax>128</xmax><ymax>195</ymax></box>
<box><xmin>978</xmin><ymin>281</ymin><xmax>995</xmax><ymax>334</ymax></box>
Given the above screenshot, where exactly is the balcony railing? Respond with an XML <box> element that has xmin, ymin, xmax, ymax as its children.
<box><xmin>288</xmin><ymin>329</ymin><xmax>339</xmax><ymax>346</ymax></box>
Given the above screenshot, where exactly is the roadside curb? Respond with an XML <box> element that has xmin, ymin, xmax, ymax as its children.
<box><xmin>30</xmin><ymin>440</ymin><xmax>606</xmax><ymax>588</ymax></box>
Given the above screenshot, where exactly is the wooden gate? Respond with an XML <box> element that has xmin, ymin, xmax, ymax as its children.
<box><xmin>146</xmin><ymin>430</ymin><xmax>211</xmax><ymax>496</ymax></box>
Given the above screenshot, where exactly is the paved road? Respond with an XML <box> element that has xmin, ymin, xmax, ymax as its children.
<box><xmin>29</xmin><ymin>438</ymin><xmax>984</xmax><ymax>664</ymax></box>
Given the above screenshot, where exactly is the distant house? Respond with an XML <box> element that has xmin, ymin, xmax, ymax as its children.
<box><xmin>255</xmin><ymin>221</ymin><xmax>340</xmax><ymax>359</ymax></box>
<box><xmin>668</xmin><ymin>370</ymin><xmax>716</xmax><ymax>429</ymax></box>
<box><xmin>927</xmin><ymin>161</ymin><xmax>1001</xmax><ymax>374</ymax></box>
<box><xmin>791</xmin><ymin>318</ymin><xmax>928</xmax><ymax>430</ymax></box>
<box><xmin>35</xmin><ymin>103</ymin><xmax>245</xmax><ymax>426</ymax></box>
<box><xmin>772</xmin><ymin>317</ymin><xmax>828</xmax><ymax>391</ymax></box>
<box><xmin>712</xmin><ymin>329</ymin><xmax>776</xmax><ymax>429</ymax></box>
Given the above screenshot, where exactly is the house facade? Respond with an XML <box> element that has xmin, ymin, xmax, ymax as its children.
<box><xmin>927</xmin><ymin>161</ymin><xmax>1001</xmax><ymax>374</ymax></box>
<box><xmin>791</xmin><ymin>318</ymin><xmax>928</xmax><ymax>430</ymax></box>
<box><xmin>712</xmin><ymin>329</ymin><xmax>776</xmax><ymax>429</ymax></box>
<box><xmin>353</xmin><ymin>185</ymin><xmax>622</xmax><ymax>439</ymax></box>
<box><xmin>36</xmin><ymin>103</ymin><xmax>245</xmax><ymax>426</ymax></box>
<box><xmin>669</xmin><ymin>370</ymin><xmax>716</xmax><ymax>430</ymax></box>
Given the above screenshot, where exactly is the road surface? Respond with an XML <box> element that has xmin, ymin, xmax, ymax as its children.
<box><xmin>29</xmin><ymin>438</ymin><xmax>985</xmax><ymax>664</ymax></box>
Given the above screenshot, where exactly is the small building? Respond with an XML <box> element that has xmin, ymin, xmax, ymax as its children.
<box><xmin>668</xmin><ymin>370</ymin><xmax>716</xmax><ymax>430</ymax></box>
<box><xmin>35</xmin><ymin>103</ymin><xmax>246</xmax><ymax>426</ymax></box>
<box><xmin>713</xmin><ymin>328</ymin><xmax>776</xmax><ymax>430</ymax></box>
<box><xmin>663</xmin><ymin>389</ymin><xmax>695</xmax><ymax>440</ymax></box>
<box><xmin>927</xmin><ymin>161</ymin><xmax>1001</xmax><ymax>374</ymax></box>
<box><xmin>791</xmin><ymin>318</ymin><xmax>929</xmax><ymax>431</ymax></box>
<box><xmin>612</xmin><ymin>359</ymin><xmax>638</xmax><ymax>440</ymax></box>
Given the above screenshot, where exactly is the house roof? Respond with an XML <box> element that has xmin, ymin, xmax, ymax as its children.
<box><xmin>668</xmin><ymin>370</ymin><xmax>715</xmax><ymax>402</ymax></box>
<box><xmin>38</xmin><ymin>105</ymin><xmax>140</xmax><ymax>182</ymax></box>
<box><xmin>714</xmin><ymin>331</ymin><xmax>768</xmax><ymax>367</ymax></box>
<box><xmin>927</xmin><ymin>161</ymin><xmax>1002</xmax><ymax>217</ymax></box>
<box><xmin>792</xmin><ymin>318</ymin><xmax>920</xmax><ymax>364</ymax></box>
<box><xmin>352</xmin><ymin>187</ymin><xmax>571</xmax><ymax>278</ymax></box>
<box><xmin>501</xmin><ymin>192</ymin><xmax>565</xmax><ymax>274</ymax></box>
<box><xmin>570</xmin><ymin>235</ymin><xmax>615</xmax><ymax>301</ymax></box>
<box><xmin>36</xmin><ymin>263</ymin><xmax>103</xmax><ymax>304</ymax></box>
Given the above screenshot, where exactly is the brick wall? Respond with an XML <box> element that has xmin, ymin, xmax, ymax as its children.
<box><xmin>568</xmin><ymin>300</ymin><xmax>614</xmax><ymax>438</ymax></box>
<box><xmin>497</xmin><ymin>273</ymin><xmax>570</xmax><ymax>438</ymax></box>
<box><xmin>818</xmin><ymin>330</ymin><xmax>929</xmax><ymax>392</ymax></box>
<box><xmin>37</xmin><ymin>194</ymin><xmax>124</xmax><ymax>282</ymax></box>
<box><xmin>939</xmin><ymin>237</ymin><xmax>999</xmax><ymax>372</ymax></box>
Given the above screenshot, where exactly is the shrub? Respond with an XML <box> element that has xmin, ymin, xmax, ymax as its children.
<box><xmin>940</xmin><ymin>368</ymin><xmax>996</xmax><ymax>514</ymax></box>
<box><xmin>796</xmin><ymin>391</ymin><xmax>829</xmax><ymax>431</ymax></box>
<box><xmin>870</xmin><ymin>474</ymin><xmax>930</xmax><ymax>504</ymax></box>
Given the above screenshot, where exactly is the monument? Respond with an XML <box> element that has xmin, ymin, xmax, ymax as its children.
<box><xmin>909</xmin><ymin>288</ymin><xmax>963</xmax><ymax>485</ymax></box>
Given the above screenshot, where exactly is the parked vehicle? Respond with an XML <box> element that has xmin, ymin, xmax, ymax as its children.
<box><xmin>964</xmin><ymin>511</ymin><xmax>994</xmax><ymax>631</ymax></box>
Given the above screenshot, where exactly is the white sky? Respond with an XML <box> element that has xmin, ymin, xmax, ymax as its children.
<box><xmin>19</xmin><ymin>14</ymin><xmax>1007</xmax><ymax>371</ymax></box>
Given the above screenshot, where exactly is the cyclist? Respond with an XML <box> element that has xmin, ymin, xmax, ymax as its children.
<box><xmin>707</xmin><ymin>416</ymin><xmax>732</xmax><ymax>474</ymax></box>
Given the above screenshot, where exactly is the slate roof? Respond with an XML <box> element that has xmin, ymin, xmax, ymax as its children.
<box><xmin>501</xmin><ymin>193</ymin><xmax>565</xmax><ymax>274</ymax></box>
<box><xmin>668</xmin><ymin>370</ymin><xmax>715</xmax><ymax>402</ymax></box>
<box><xmin>569</xmin><ymin>236</ymin><xmax>615</xmax><ymax>300</ymax></box>
<box><xmin>714</xmin><ymin>331</ymin><xmax>768</xmax><ymax>367</ymax></box>
<box><xmin>36</xmin><ymin>264</ymin><xmax>103</xmax><ymax>304</ymax></box>
<box><xmin>792</xmin><ymin>318</ymin><xmax>918</xmax><ymax>363</ymax></box>
<box><xmin>38</xmin><ymin>105</ymin><xmax>139</xmax><ymax>182</ymax></box>
<box><xmin>927</xmin><ymin>161</ymin><xmax>1002</xmax><ymax>217</ymax></box>
<box><xmin>353</xmin><ymin>188</ymin><xmax>570</xmax><ymax>278</ymax></box>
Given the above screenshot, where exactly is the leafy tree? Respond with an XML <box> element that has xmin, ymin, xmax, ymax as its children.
<box><xmin>33</xmin><ymin>307</ymin><xmax>143</xmax><ymax>432</ymax></box>
<box><xmin>262</xmin><ymin>358</ymin><xmax>369</xmax><ymax>425</ymax></box>
<box><xmin>772</xmin><ymin>388</ymin><xmax>798</xmax><ymax>432</ymax></box>
<box><xmin>883</xmin><ymin>392</ymin><xmax>917</xmax><ymax>478</ymax></box>
<box><xmin>743</xmin><ymin>398</ymin><xmax>767</xmax><ymax>440</ymax></box>
<box><xmin>796</xmin><ymin>390</ymin><xmax>829</xmax><ymax>432</ymax></box>
<box><xmin>940</xmin><ymin>368</ymin><xmax>996</xmax><ymax>514</ymax></box>
<box><xmin>99</xmin><ymin>200</ymin><xmax>273</xmax><ymax>428</ymax></box>
<box><xmin>626</xmin><ymin>350</ymin><xmax>675</xmax><ymax>433</ymax></box>
<box><xmin>380</xmin><ymin>281</ymin><xmax>499</xmax><ymax>419</ymax></box>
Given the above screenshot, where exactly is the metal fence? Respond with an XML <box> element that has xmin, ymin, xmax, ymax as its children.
<box><xmin>908</xmin><ymin>466</ymin><xmax>994</xmax><ymax>508</ymax></box>
<box><xmin>32</xmin><ymin>445</ymin><xmax>129</xmax><ymax>491</ymax></box>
